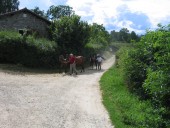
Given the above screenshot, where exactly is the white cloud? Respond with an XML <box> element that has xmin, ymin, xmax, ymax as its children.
<box><xmin>66</xmin><ymin>0</ymin><xmax>170</xmax><ymax>33</ymax></box>
<box><xmin>19</xmin><ymin>0</ymin><xmax>170</xmax><ymax>33</ymax></box>
<box><xmin>67</xmin><ymin>0</ymin><xmax>122</xmax><ymax>24</ymax></box>
<box><xmin>125</xmin><ymin>0</ymin><xmax>170</xmax><ymax>28</ymax></box>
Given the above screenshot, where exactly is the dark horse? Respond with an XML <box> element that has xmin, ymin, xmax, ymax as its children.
<box><xmin>59</xmin><ymin>55</ymin><xmax>85</xmax><ymax>73</ymax></box>
<box><xmin>89</xmin><ymin>55</ymin><xmax>98</xmax><ymax>69</ymax></box>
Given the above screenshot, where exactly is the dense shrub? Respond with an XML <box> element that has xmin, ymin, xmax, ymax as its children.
<box><xmin>116</xmin><ymin>25</ymin><xmax>170</xmax><ymax>127</ymax></box>
<box><xmin>0</xmin><ymin>31</ymin><xmax>22</xmax><ymax>63</ymax></box>
<box><xmin>0</xmin><ymin>31</ymin><xmax>58</xmax><ymax>67</ymax></box>
<box><xmin>23</xmin><ymin>36</ymin><xmax>58</xmax><ymax>67</ymax></box>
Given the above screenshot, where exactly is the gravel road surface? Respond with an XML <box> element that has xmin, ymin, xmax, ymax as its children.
<box><xmin>0</xmin><ymin>56</ymin><xmax>115</xmax><ymax>128</ymax></box>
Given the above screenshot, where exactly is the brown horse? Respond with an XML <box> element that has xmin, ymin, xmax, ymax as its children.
<box><xmin>59</xmin><ymin>55</ymin><xmax>85</xmax><ymax>73</ymax></box>
<box><xmin>75</xmin><ymin>56</ymin><xmax>85</xmax><ymax>72</ymax></box>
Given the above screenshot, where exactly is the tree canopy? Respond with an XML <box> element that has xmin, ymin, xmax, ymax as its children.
<box><xmin>85</xmin><ymin>23</ymin><xmax>109</xmax><ymax>51</ymax></box>
<box><xmin>47</xmin><ymin>5</ymin><xmax>74</xmax><ymax>20</ymax></box>
<box><xmin>110</xmin><ymin>28</ymin><xmax>140</xmax><ymax>43</ymax></box>
<box><xmin>0</xmin><ymin>0</ymin><xmax>20</xmax><ymax>13</ymax></box>
<box><xmin>50</xmin><ymin>15</ymin><xmax>90</xmax><ymax>54</ymax></box>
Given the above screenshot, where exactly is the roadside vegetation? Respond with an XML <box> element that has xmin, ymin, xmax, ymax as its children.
<box><xmin>100</xmin><ymin>66</ymin><xmax>161</xmax><ymax>128</ymax></box>
<box><xmin>0</xmin><ymin>31</ymin><xmax>57</xmax><ymax>68</ymax></box>
<box><xmin>100</xmin><ymin>24</ymin><xmax>170</xmax><ymax>128</ymax></box>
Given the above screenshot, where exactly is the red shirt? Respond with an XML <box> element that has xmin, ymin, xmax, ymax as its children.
<box><xmin>69</xmin><ymin>56</ymin><xmax>75</xmax><ymax>64</ymax></box>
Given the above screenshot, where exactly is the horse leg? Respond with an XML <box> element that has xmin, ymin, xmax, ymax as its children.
<box><xmin>64</xmin><ymin>66</ymin><xmax>66</xmax><ymax>73</ymax></box>
<box><xmin>82</xmin><ymin>64</ymin><xmax>85</xmax><ymax>72</ymax></box>
<box><xmin>89</xmin><ymin>58</ymin><xmax>92</xmax><ymax>69</ymax></box>
<box><xmin>91</xmin><ymin>62</ymin><xmax>93</xmax><ymax>69</ymax></box>
<box><xmin>79</xmin><ymin>65</ymin><xmax>83</xmax><ymax>73</ymax></box>
<box><xmin>95</xmin><ymin>62</ymin><xmax>97</xmax><ymax>70</ymax></box>
<box><xmin>80</xmin><ymin>65</ymin><xmax>82</xmax><ymax>73</ymax></box>
<box><xmin>59</xmin><ymin>64</ymin><xmax>62</xmax><ymax>73</ymax></box>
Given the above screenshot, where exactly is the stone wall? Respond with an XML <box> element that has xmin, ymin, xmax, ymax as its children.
<box><xmin>0</xmin><ymin>11</ymin><xmax>51</xmax><ymax>38</ymax></box>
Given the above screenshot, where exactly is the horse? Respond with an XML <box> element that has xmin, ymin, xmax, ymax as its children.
<box><xmin>59</xmin><ymin>55</ymin><xmax>68</xmax><ymax>73</ymax></box>
<box><xmin>75</xmin><ymin>56</ymin><xmax>85</xmax><ymax>72</ymax></box>
<box><xmin>89</xmin><ymin>55</ymin><xmax>98</xmax><ymax>69</ymax></box>
<box><xmin>59</xmin><ymin>55</ymin><xmax>85</xmax><ymax>73</ymax></box>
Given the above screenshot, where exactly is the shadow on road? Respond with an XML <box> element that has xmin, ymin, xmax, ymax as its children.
<box><xmin>61</xmin><ymin>68</ymin><xmax>106</xmax><ymax>77</ymax></box>
<box><xmin>0</xmin><ymin>52</ymin><xmax>114</xmax><ymax>76</ymax></box>
<box><xmin>0</xmin><ymin>64</ymin><xmax>59</xmax><ymax>75</ymax></box>
<box><xmin>0</xmin><ymin>63</ymin><xmax>106</xmax><ymax>76</ymax></box>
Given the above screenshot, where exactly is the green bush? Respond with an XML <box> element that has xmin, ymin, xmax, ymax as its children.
<box><xmin>116</xmin><ymin>25</ymin><xmax>170</xmax><ymax>127</ymax></box>
<box><xmin>0</xmin><ymin>31</ymin><xmax>22</xmax><ymax>63</ymax></box>
<box><xmin>22</xmin><ymin>36</ymin><xmax>58</xmax><ymax>67</ymax></box>
<box><xmin>0</xmin><ymin>31</ymin><xmax>58</xmax><ymax>68</ymax></box>
<box><xmin>116</xmin><ymin>46</ymin><xmax>147</xmax><ymax>95</ymax></box>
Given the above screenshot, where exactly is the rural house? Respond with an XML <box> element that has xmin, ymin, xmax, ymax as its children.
<box><xmin>0</xmin><ymin>8</ymin><xmax>51</xmax><ymax>38</ymax></box>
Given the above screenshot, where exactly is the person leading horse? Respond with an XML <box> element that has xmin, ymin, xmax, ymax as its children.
<box><xmin>59</xmin><ymin>54</ymin><xmax>85</xmax><ymax>73</ymax></box>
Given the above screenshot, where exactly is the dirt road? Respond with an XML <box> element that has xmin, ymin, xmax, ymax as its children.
<box><xmin>0</xmin><ymin>56</ymin><xmax>115</xmax><ymax>128</ymax></box>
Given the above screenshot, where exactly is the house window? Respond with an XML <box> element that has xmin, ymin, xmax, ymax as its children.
<box><xmin>19</xmin><ymin>29</ymin><xmax>24</xmax><ymax>35</ymax></box>
<box><xmin>23</xmin><ymin>14</ymin><xmax>27</xmax><ymax>17</ymax></box>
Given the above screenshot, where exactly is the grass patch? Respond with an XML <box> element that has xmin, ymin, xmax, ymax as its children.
<box><xmin>100</xmin><ymin>66</ymin><xmax>162</xmax><ymax>128</ymax></box>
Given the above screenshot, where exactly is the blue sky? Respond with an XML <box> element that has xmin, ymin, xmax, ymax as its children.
<box><xmin>19</xmin><ymin>0</ymin><xmax>170</xmax><ymax>34</ymax></box>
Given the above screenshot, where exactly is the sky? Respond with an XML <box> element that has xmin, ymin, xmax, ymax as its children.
<box><xmin>19</xmin><ymin>0</ymin><xmax>170</xmax><ymax>34</ymax></box>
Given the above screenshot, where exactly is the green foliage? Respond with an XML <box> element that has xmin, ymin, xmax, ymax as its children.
<box><xmin>100</xmin><ymin>66</ymin><xmax>167</xmax><ymax>128</ymax></box>
<box><xmin>50</xmin><ymin>15</ymin><xmax>90</xmax><ymax>55</ymax></box>
<box><xmin>119</xmin><ymin>28</ymin><xmax>130</xmax><ymax>42</ymax></box>
<box><xmin>110</xmin><ymin>28</ymin><xmax>140</xmax><ymax>43</ymax></box>
<box><xmin>26</xmin><ymin>36</ymin><xmax>56</xmax><ymax>53</ymax></box>
<box><xmin>47</xmin><ymin>5</ymin><xmax>74</xmax><ymax>20</ymax></box>
<box><xmin>0</xmin><ymin>0</ymin><xmax>19</xmax><ymax>13</ymax></box>
<box><xmin>0</xmin><ymin>31</ymin><xmax>22</xmax><ymax>63</ymax></box>
<box><xmin>117</xmin><ymin>46</ymin><xmax>148</xmax><ymax>96</ymax></box>
<box><xmin>22</xmin><ymin>36</ymin><xmax>57</xmax><ymax>67</ymax></box>
<box><xmin>0</xmin><ymin>31</ymin><xmax>58</xmax><ymax>68</ymax></box>
<box><xmin>85</xmin><ymin>23</ymin><xmax>109</xmax><ymax>54</ymax></box>
<box><xmin>131</xmin><ymin>31</ymin><xmax>139</xmax><ymax>41</ymax></box>
<box><xmin>116</xmin><ymin>24</ymin><xmax>170</xmax><ymax>127</ymax></box>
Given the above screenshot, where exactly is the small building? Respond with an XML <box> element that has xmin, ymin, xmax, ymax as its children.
<box><xmin>0</xmin><ymin>8</ymin><xmax>51</xmax><ymax>38</ymax></box>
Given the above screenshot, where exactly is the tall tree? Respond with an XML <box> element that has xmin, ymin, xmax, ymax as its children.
<box><xmin>50</xmin><ymin>15</ymin><xmax>90</xmax><ymax>54</ymax></box>
<box><xmin>130</xmin><ymin>31</ymin><xmax>139</xmax><ymax>41</ymax></box>
<box><xmin>119</xmin><ymin>28</ymin><xmax>130</xmax><ymax>42</ymax></box>
<box><xmin>47</xmin><ymin>5</ymin><xmax>74</xmax><ymax>20</ymax></box>
<box><xmin>110</xmin><ymin>30</ymin><xmax>120</xmax><ymax>42</ymax></box>
<box><xmin>0</xmin><ymin>0</ymin><xmax>20</xmax><ymax>14</ymax></box>
<box><xmin>86</xmin><ymin>23</ymin><xmax>109</xmax><ymax>50</ymax></box>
